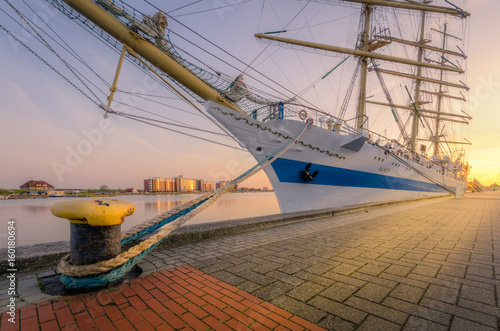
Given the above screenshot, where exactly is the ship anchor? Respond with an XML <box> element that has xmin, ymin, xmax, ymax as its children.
<box><xmin>300</xmin><ymin>163</ymin><xmax>319</xmax><ymax>182</ymax></box>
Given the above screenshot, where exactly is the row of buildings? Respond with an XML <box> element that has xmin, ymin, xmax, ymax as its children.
<box><xmin>144</xmin><ymin>176</ymin><xmax>217</xmax><ymax>193</ymax></box>
<box><xmin>16</xmin><ymin>179</ymin><xmax>219</xmax><ymax>194</ymax></box>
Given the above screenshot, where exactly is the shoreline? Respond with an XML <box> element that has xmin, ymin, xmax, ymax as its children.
<box><xmin>0</xmin><ymin>190</ymin><xmax>275</xmax><ymax>200</ymax></box>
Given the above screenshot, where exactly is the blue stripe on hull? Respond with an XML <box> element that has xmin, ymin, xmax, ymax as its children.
<box><xmin>271</xmin><ymin>158</ymin><xmax>446</xmax><ymax>193</ymax></box>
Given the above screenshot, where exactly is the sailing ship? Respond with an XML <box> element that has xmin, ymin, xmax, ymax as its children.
<box><xmin>39</xmin><ymin>0</ymin><xmax>470</xmax><ymax>213</ymax></box>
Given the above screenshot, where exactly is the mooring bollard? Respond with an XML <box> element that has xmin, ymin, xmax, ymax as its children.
<box><xmin>51</xmin><ymin>199</ymin><xmax>135</xmax><ymax>265</ymax></box>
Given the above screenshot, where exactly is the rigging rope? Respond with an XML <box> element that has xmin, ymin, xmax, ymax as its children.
<box><xmin>109</xmin><ymin>106</ymin><xmax>228</xmax><ymax>137</ymax></box>
<box><xmin>145</xmin><ymin>0</ymin><xmax>313</xmax><ymax>108</ymax></box>
<box><xmin>107</xmin><ymin>108</ymin><xmax>246</xmax><ymax>151</ymax></box>
<box><xmin>20</xmin><ymin>0</ymin><xmax>111</xmax><ymax>89</ymax></box>
<box><xmin>241</xmin><ymin>0</ymin><xmax>313</xmax><ymax>75</ymax></box>
<box><xmin>58</xmin><ymin>122</ymin><xmax>310</xmax><ymax>288</ymax></box>
<box><xmin>44</xmin><ymin>0</ymin><xmax>305</xmax><ymax>120</ymax></box>
<box><xmin>338</xmin><ymin>61</ymin><xmax>361</xmax><ymax>120</ymax></box>
<box><xmin>42</xmin><ymin>0</ymin><xmax>351</xmax><ymax>125</ymax></box>
<box><xmin>371</xmin><ymin>59</ymin><xmax>409</xmax><ymax>143</ymax></box>
<box><xmin>1</xmin><ymin>14</ymin><xmax>238</xmax><ymax>150</ymax></box>
<box><xmin>4</xmin><ymin>1</ymin><xmax>249</xmax><ymax>152</ymax></box>
<box><xmin>297</xmin><ymin>56</ymin><xmax>351</xmax><ymax>99</ymax></box>
<box><xmin>167</xmin><ymin>0</ymin><xmax>202</xmax><ymax>15</ymax></box>
<box><xmin>5</xmin><ymin>0</ymin><xmax>102</xmax><ymax>103</ymax></box>
<box><xmin>0</xmin><ymin>24</ymin><xmax>100</xmax><ymax>106</ymax></box>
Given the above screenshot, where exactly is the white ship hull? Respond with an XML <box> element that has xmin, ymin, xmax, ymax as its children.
<box><xmin>207</xmin><ymin>102</ymin><xmax>461</xmax><ymax>213</ymax></box>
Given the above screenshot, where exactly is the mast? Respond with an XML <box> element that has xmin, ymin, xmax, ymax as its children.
<box><xmin>61</xmin><ymin>0</ymin><xmax>247</xmax><ymax>116</ymax></box>
<box><xmin>433</xmin><ymin>23</ymin><xmax>448</xmax><ymax>156</ymax></box>
<box><xmin>410</xmin><ymin>6</ymin><xmax>427</xmax><ymax>152</ymax></box>
<box><xmin>357</xmin><ymin>4</ymin><xmax>372</xmax><ymax>129</ymax></box>
<box><xmin>255</xmin><ymin>0</ymin><xmax>467</xmax><ymax>136</ymax></box>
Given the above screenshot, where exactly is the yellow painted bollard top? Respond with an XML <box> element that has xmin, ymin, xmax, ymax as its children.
<box><xmin>51</xmin><ymin>199</ymin><xmax>135</xmax><ymax>226</ymax></box>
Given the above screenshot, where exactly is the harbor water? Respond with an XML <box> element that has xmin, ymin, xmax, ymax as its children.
<box><xmin>0</xmin><ymin>192</ymin><xmax>279</xmax><ymax>247</ymax></box>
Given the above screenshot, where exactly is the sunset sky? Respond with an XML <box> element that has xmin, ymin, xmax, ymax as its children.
<box><xmin>0</xmin><ymin>0</ymin><xmax>498</xmax><ymax>190</ymax></box>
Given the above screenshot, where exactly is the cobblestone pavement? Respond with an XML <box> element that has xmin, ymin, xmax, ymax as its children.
<box><xmin>142</xmin><ymin>192</ymin><xmax>500</xmax><ymax>330</ymax></box>
<box><xmin>2</xmin><ymin>192</ymin><xmax>499</xmax><ymax>330</ymax></box>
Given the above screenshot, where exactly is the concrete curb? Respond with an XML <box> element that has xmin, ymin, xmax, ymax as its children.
<box><xmin>0</xmin><ymin>194</ymin><xmax>451</xmax><ymax>273</ymax></box>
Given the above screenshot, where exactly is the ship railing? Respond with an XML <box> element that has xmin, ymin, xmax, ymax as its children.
<box><xmin>256</xmin><ymin>103</ymin><xmax>359</xmax><ymax>134</ymax></box>
<box><xmin>254</xmin><ymin>104</ymin><xmax>462</xmax><ymax>180</ymax></box>
<box><xmin>364</xmin><ymin>130</ymin><xmax>461</xmax><ymax>179</ymax></box>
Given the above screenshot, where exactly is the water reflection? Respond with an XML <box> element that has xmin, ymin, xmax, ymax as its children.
<box><xmin>214</xmin><ymin>198</ymin><xmax>235</xmax><ymax>208</ymax></box>
<box><xmin>144</xmin><ymin>200</ymin><xmax>177</xmax><ymax>214</ymax></box>
<box><xmin>0</xmin><ymin>192</ymin><xmax>279</xmax><ymax>246</ymax></box>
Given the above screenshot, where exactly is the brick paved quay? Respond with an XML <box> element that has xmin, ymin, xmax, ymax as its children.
<box><xmin>1</xmin><ymin>192</ymin><xmax>499</xmax><ymax>330</ymax></box>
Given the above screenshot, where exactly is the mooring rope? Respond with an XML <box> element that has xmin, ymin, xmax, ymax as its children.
<box><xmin>58</xmin><ymin>122</ymin><xmax>309</xmax><ymax>288</ymax></box>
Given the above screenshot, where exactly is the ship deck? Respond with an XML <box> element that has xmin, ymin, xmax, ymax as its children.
<box><xmin>2</xmin><ymin>192</ymin><xmax>499</xmax><ymax>330</ymax></box>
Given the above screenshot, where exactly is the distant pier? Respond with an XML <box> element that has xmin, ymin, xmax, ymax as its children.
<box><xmin>1</xmin><ymin>192</ymin><xmax>499</xmax><ymax>330</ymax></box>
